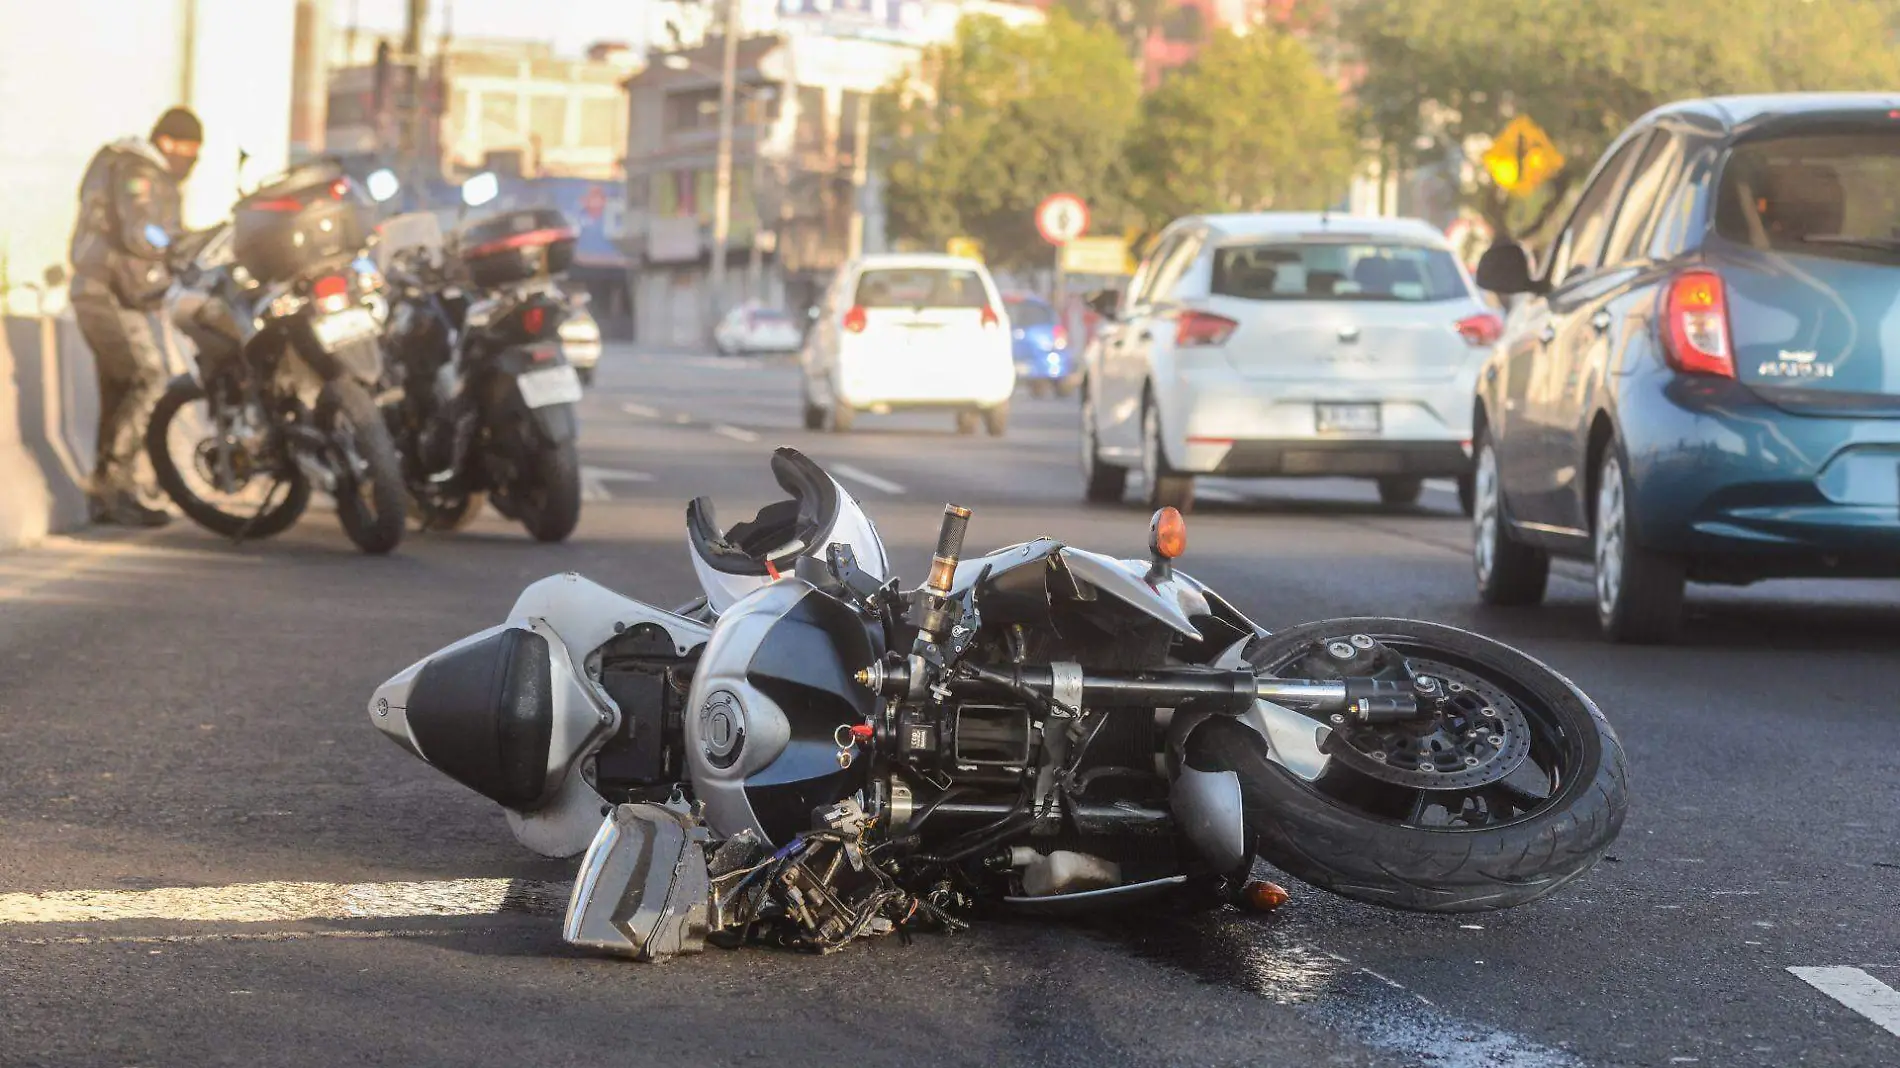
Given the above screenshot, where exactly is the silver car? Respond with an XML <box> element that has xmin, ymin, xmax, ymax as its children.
<box><xmin>1079</xmin><ymin>213</ymin><xmax>1499</xmax><ymax>514</ymax></box>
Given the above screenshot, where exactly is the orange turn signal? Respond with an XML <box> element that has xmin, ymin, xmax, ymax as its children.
<box><xmin>1150</xmin><ymin>507</ymin><xmax>1186</xmax><ymax>559</ymax></box>
<box><xmin>1242</xmin><ymin>879</ymin><xmax>1290</xmax><ymax>912</ymax></box>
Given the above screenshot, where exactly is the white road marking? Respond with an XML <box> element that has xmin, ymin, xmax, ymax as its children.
<box><xmin>0</xmin><ymin>878</ymin><xmax>569</xmax><ymax>927</ymax></box>
<box><xmin>829</xmin><ymin>463</ymin><xmax>906</xmax><ymax>495</ymax></box>
<box><xmin>579</xmin><ymin>465</ymin><xmax>654</xmax><ymax>502</ymax></box>
<box><xmin>711</xmin><ymin>423</ymin><xmax>761</xmax><ymax>443</ymax></box>
<box><xmin>620</xmin><ymin>402</ymin><xmax>659</xmax><ymax>418</ymax></box>
<box><xmin>1425</xmin><ymin>478</ymin><xmax>1459</xmax><ymax>494</ymax></box>
<box><xmin>1789</xmin><ymin>966</ymin><xmax>1900</xmax><ymax>1038</ymax></box>
<box><xmin>673</xmin><ymin>413</ymin><xmax>693</xmax><ymax>425</ymax></box>
<box><xmin>1196</xmin><ymin>486</ymin><xmax>1245</xmax><ymax>504</ymax></box>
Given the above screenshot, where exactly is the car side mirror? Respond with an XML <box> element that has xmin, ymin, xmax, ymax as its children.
<box><xmin>1474</xmin><ymin>242</ymin><xmax>1537</xmax><ymax>296</ymax></box>
<box><xmin>1085</xmin><ymin>289</ymin><xmax>1121</xmax><ymax>318</ymax></box>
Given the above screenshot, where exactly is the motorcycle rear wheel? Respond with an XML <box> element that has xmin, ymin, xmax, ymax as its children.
<box><xmin>145</xmin><ymin>378</ymin><xmax>310</xmax><ymax>540</ymax></box>
<box><xmin>1188</xmin><ymin>617</ymin><xmax>1627</xmax><ymax>913</ymax></box>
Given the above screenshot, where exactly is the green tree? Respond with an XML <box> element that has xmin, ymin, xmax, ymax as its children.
<box><xmin>1124</xmin><ymin>29</ymin><xmax>1355</xmax><ymax>223</ymax></box>
<box><xmin>879</xmin><ymin>11</ymin><xmax>1143</xmax><ymax>269</ymax></box>
<box><xmin>1339</xmin><ymin>0</ymin><xmax>1900</xmax><ymax>240</ymax></box>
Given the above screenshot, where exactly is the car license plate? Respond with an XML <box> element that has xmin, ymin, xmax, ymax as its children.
<box><xmin>517</xmin><ymin>365</ymin><xmax>583</xmax><ymax>409</ymax></box>
<box><xmin>1316</xmin><ymin>403</ymin><xmax>1380</xmax><ymax>434</ymax></box>
<box><xmin>311</xmin><ymin>307</ymin><xmax>378</xmax><ymax>352</ymax></box>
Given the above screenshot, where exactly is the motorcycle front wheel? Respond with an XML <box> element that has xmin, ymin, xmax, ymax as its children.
<box><xmin>145</xmin><ymin>378</ymin><xmax>311</xmax><ymax>540</ymax></box>
<box><xmin>1187</xmin><ymin>617</ymin><xmax>1627</xmax><ymax>913</ymax></box>
<box><xmin>514</xmin><ymin>438</ymin><xmax>581</xmax><ymax>543</ymax></box>
<box><xmin>317</xmin><ymin>379</ymin><xmax>407</xmax><ymax>555</ymax></box>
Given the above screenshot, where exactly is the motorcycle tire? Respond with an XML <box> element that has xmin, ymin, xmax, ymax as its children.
<box><xmin>1188</xmin><ymin>617</ymin><xmax>1627</xmax><ymax>913</ymax></box>
<box><xmin>318</xmin><ymin>379</ymin><xmax>407</xmax><ymax>555</ymax></box>
<box><xmin>516</xmin><ymin>439</ymin><xmax>582</xmax><ymax>543</ymax></box>
<box><xmin>145</xmin><ymin>378</ymin><xmax>311</xmax><ymax>541</ymax></box>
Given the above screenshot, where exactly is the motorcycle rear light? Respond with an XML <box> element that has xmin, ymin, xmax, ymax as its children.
<box><xmin>1661</xmin><ymin>270</ymin><xmax>1734</xmax><ymax>378</ymax></box>
<box><xmin>981</xmin><ymin>305</ymin><xmax>1000</xmax><ymax>329</ymax></box>
<box><xmin>312</xmin><ymin>274</ymin><xmax>351</xmax><ymax>315</ymax></box>
<box><xmin>843</xmin><ymin>305</ymin><xmax>868</xmax><ymax>333</ymax></box>
<box><xmin>1176</xmin><ymin>310</ymin><xmax>1238</xmax><ymax>348</ymax></box>
<box><xmin>523</xmin><ymin>305</ymin><xmax>547</xmax><ymax>335</ymax></box>
<box><xmin>1456</xmin><ymin>312</ymin><xmax>1504</xmax><ymax>347</ymax></box>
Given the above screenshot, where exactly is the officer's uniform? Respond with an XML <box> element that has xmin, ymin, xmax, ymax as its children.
<box><xmin>67</xmin><ymin>138</ymin><xmax>181</xmax><ymax>514</ymax></box>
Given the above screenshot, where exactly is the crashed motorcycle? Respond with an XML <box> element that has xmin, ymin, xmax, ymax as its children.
<box><xmin>370</xmin><ymin>448</ymin><xmax>1627</xmax><ymax>960</ymax></box>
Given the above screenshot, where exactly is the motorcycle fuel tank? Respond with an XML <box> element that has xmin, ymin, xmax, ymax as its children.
<box><xmin>684</xmin><ymin>578</ymin><xmax>877</xmax><ymax>846</ymax></box>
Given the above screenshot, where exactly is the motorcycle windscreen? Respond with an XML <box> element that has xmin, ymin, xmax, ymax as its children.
<box><xmin>402</xmin><ymin>627</ymin><xmax>555</xmax><ymax>809</ymax></box>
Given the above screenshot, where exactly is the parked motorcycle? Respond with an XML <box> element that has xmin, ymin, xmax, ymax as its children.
<box><xmin>375</xmin><ymin>176</ymin><xmax>584</xmax><ymax>541</ymax></box>
<box><xmin>146</xmin><ymin>161</ymin><xmax>407</xmax><ymax>554</ymax></box>
<box><xmin>369</xmin><ymin>448</ymin><xmax>1627</xmax><ymax>960</ymax></box>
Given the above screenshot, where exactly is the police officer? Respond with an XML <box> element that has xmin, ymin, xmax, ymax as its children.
<box><xmin>68</xmin><ymin>107</ymin><xmax>203</xmax><ymax>526</ymax></box>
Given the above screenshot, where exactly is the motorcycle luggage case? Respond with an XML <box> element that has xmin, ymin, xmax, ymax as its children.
<box><xmin>232</xmin><ymin>164</ymin><xmax>373</xmax><ymax>283</ymax></box>
<box><xmin>460</xmin><ymin>208</ymin><xmax>575</xmax><ymax>289</ymax></box>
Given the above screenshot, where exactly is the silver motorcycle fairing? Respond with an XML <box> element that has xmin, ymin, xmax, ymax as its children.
<box><xmin>682</xmin><ymin>577</ymin><xmax>874</xmax><ymax>846</ymax></box>
<box><xmin>950</xmin><ymin>539</ymin><xmax>1211</xmax><ymax>638</ymax></box>
<box><xmin>368</xmin><ymin>571</ymin><xmax>712</xmax><ymax>858</ymax></box>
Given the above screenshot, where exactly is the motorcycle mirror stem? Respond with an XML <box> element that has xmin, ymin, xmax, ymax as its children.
<box><xmin>912</xmin><ymin>503</ymin><xmax>971</xmax><ymax>650</ymax></box>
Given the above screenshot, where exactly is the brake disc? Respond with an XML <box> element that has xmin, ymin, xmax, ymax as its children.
<box><xmin>1321</xmin><ymin>657</ymin><xmax>1532</xmax><ymax>791</ymax></box>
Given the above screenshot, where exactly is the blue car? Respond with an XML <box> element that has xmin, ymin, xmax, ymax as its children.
<box><xmin>1471</xmin><ymin>93</ymin><xmax>1900</xmax><ymax>643</ymax></box>
<box><xmin>1003</xmin><ymin>294</ymin><xmax>1077</xmax><ymax>396</ymax></box>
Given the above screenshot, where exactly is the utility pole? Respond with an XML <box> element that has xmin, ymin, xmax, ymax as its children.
<box><xmin>402</xmin><ymin>0</ymin><xmax>428</xmax><ymax>196</ymax></box>
<box><xmin>746</xmin><ymin>95</ymin><xmax>767</xmax><ymax>303</ymax></box>
<box><xmin>846</xmin><ymin>95</ymin><xmax>871</xmax><ymax>259</ymax></box>
<box><xmin>707</xmin><ymin>0</ymin><xmax>740</xmax><ymax>335</ymax></box>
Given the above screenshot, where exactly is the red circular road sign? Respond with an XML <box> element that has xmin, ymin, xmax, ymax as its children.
<box><xmin>1036</xmin><ymin>193</ymin><xmax>1089</xmax><ymax>245</ymax></box>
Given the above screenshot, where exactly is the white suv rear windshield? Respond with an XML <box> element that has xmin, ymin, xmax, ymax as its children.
<box><xmin>854</xmin><ymin>268</ymin><xmax>990</xmax><ymax>309</ymax></box>
<box><xmin>1714</xmin><ymin>132</ymin><xmax>1900</xmax><ymax>261</ymax></box>
<box><xmin>1211</xmin><ymin>241</ymin><xmax>1467</xmax><ymax>302</ymax></box>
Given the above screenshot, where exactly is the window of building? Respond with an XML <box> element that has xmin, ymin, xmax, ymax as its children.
<box><xmin>580</xmin><ymin>97</ymin><xmax>620</xmax><ymax>148</ymax></box>
<box><xmin>482</xmin><ymin>93</ymin><xmax>520</xmax><ymax>137</ymax></box>
<box><xmin>530</xmin><ymin>96</ymin><xmax>568</xmax><ymax>147</ymax></box>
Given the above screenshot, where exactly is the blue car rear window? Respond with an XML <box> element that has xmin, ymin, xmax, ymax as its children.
<box><xmin>1714</xmin><ymin>132</ymin><xmax>1900</xmax><ymax>262</ymax></box>
<box><xmin>1004</xmin><ymin>300</ymin><xmax>1054</xmax><ymax>326</ymax></box>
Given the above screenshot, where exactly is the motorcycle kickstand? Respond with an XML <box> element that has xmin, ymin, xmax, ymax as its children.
<box><xmin>227</xmin><ymin>475</ymin><xmax>288</xmax><ymax>545</ymax></box>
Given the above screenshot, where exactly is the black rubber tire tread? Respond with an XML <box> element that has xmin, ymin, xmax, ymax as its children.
<box><xmin>1192</xmin><ymin>617</ymin><xmax>1628</xmax><ymax>913</ymax></box>
<box><xmin>318</xmin><ymin>379</ymin><xmax>407</xmax><ymax>555</ymax></box>
<box><xmin>1596</xmin><ymin>447</ymin><xmax>1686</xmax><ymax>644</ymax></box>
<box><xmin>1378</xmin><ymin>476</ymin><xmax>1424</xmax><ymax>506</ymax></box>
<box><xmin>145</xmin><ymin>379</ymin><xmax>310</xmax><ymax>540</ymax></box>
<box><xmin>983</xmin><ymin>403</ymin><xmax>1009</xmax><ymax>437</ymax></box>
<box><xmin>802</xmin><ymin>395</ymin><xmax>826</xmax><ymax>430</ymax></box>
<box><xmin>1029</xmin><ymin>379</ymin><xmax>1052</xmax><ymax>399</ymax></box>
<box><xmin>1149</xmin><ymin>473</ymin><xmax>1195</xmax><ymax>515</ymax></box>
<box><xmin>1457</xmin><ymin>472</ymin><xmax>1475</xmax><ymax>517</ymax></box>
<box><xmin>1081</xmin><ymin>385</ymin><xmax>1128</xmax><ymax>504</ymax></box>
<box><xmin>575</xmin><ymin>367</ymin><xmax>594</xmax><ymax>387</ymax></box>
<box><xmin>955</xmin><ymin>409</ymin><xmax>979</xmax><ymax>435</ymax></box>
<box><xmin>1473</xmin><ymin>431</ymin><xmax>1549</xmax><ymax>606</ymax></box>
<box><xmin>518</xmin><ymin>439</ymin><xmax>583</xmax><ymax>543</ymax></box>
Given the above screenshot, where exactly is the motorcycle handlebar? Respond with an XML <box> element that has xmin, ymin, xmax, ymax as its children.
<box><xmin>923</xmin><ymin>504</ymin><xmax>972</xmax><ymax>597</ymax></box>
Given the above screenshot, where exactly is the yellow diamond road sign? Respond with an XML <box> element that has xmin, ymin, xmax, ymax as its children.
<box><xmin>1483</xmin><ymin>115</ymin><xmax>1565</xmax><ymax>197</ymax></box>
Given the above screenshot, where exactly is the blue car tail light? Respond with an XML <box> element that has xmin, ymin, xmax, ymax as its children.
<box><xmin>1661</xmin><ymin>270</ymin><xmax>1735</xmax><ymax>378</ymax></box>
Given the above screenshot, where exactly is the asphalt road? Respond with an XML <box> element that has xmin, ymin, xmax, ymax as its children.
<box><xmin>3</xmin><ymin>348</ymin><xmax>1897</xmax><ymax>1068</ymax></box>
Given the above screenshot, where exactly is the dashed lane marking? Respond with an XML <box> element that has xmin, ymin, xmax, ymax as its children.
<box><xmin>829</xmin><ymin>464</ymin><xmax>906</xmax><ymax>495</ymax></box>
<box><xmin>711</xmin><ymin>423</ymin><xmax>761</xmax><ymax>443</ymax></box>
<box><xmin>579</xmin><ymin>465</ymin><xmax>655</xmax><ymax>502</ymax></box>
<box><xmin>1789</xmin><ymin>967</ymin><xmax>1900</xmax><ymax>1039</ymax></box>
<box><xmin>1195</xmin><ymin>486</ymin><xmax>1245</xmax><ymax>504</ymax></box>
<box><xmin>620</xmin><ymin>402</ymin><xmax>660</xmax><ymax>418</ymax></box>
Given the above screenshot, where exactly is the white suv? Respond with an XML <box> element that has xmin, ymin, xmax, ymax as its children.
<box><xmin>1079</xmin><ymin>213</ymin><xmax>1500</xmax><ymax>513</ymax></box>
<box><xmin>801</xmin><ymin>254</ymin><xmax>1016</xmax><ymax>435</ymax></box>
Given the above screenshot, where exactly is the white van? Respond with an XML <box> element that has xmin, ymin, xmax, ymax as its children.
<box><xmin>799</xmin><ymin>254</ymin><xmax>1016</xmax><ymax>435</ymax></box>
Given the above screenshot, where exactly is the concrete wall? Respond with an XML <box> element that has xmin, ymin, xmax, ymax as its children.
<box><xmin>0</xmin><ymin>314</ymin><xmax>101</xmax><ymax>549</ymax></box>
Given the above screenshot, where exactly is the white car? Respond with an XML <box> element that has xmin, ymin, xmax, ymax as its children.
<box><xmin>714</xmin><ymin>303</ymin><xmax>804</xmax><ymax>356</ymax></box>
<box><xmin>559</xmin><ymin>302</ymin><xmax>603</xmax><ymax>386</ymax></box>
<box><xmin>800</xmin><ymin>254</ymin><xmax>1016</xmax><ymax>435</ymax></box>
<box><xmin>1079</xmin><ymin>212</ymin><xmax>1500</xmax><ymax>513</ymax></box>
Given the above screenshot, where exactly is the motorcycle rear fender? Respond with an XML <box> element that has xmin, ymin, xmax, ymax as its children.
<box><xmin>481</xmin><ymin>346</ymin><xmax>578</xmax><ymax>446</ymax></box>
<box><xmin>369</xmin><ymin>572</ymin><xmax>712</xmax><ymax>858</ymax></box>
